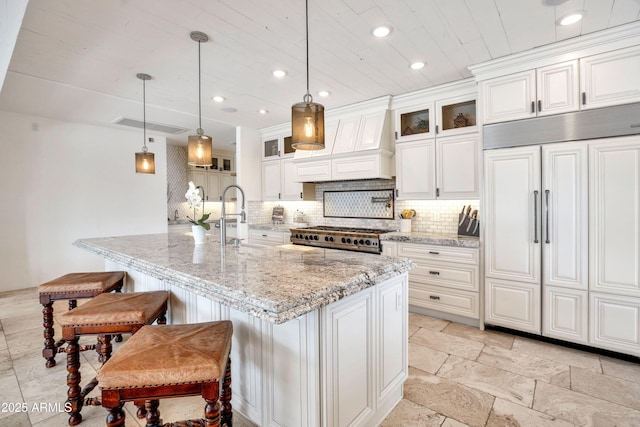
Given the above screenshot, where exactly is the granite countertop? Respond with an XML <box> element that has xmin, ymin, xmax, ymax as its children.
<box><xmin>74</xmin><ymin>233</ymin><xmax>413</xmax><ymax>324</ymax></box>
<box><xmin>381</xmin><ymin>232</ymin><xmax>480</xmax><ymax>248</ymax></box>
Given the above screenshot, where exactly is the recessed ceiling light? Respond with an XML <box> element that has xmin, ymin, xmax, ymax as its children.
<box><xmin>258</xmin><ymin>109</ymin><xmax>269</xmax><ymax>114</ymax></box>
<box><xmin>318</xmin><ymin>90</ymin><xmax>330</xmax><ymax>97</ymax></box>
<box><xmin>273</xmin><ymin>69</ymin><xmax>287</xmax><ymax>78</ymax></box>
<box><xmin>372</xmin><ymin>26</ymin><xmax>392</xmax><ymax>38</ymax></box>
<box><xmin>542</xmin><ymin>0</ymin><xmax>570</xmax><ymax>6</ymax></box>
<box><xmin>410</xmin><ymin>62</ymin><xmax>425</xmax><ymax>70</ymax></box>
<box><xmin>212</xmin><ymin>96</ymin><xmax>225</xmax><ymax>103</ymax></box>
<box><xmin>557</xmin><ymin>11</ymin><xmax>585</xmax><ymax>26</ymax></box>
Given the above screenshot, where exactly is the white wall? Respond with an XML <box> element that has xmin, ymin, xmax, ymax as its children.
<box><xmin>0</xmin><ymin>111</ymin><xmax>167</xmax><ymax>291</ymax></box>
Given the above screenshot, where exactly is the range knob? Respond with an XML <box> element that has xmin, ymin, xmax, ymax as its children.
<box><xmin>313</xmin><ymin>235</ymin><xmax>319</xmax><ymax>240</ymax></box>
<box><xmin>346</xmin><ymin>238</ymin><xmax>352</xmax><ymax>244</ymax></box>
<box><xmin>354</xmin><ymin>240</ymin><xmax>359</xmax><ymax>245</ymax></box>
<box><xmin>365</xmin><ymin>240</ymin><xmax>371</xmax><ymax>245</ymax></box>
<box><xmin>304</xmin><ymin>235</ymin><xmax>309</xmax><ymax>240</ymax></box>
<box><xmin>324</xmin><ymin>236</ymin><xmax>329</xmax><ymax>241</ymax></box>
<box><xmin>329</xmin><ymin>236</ymin><xmax>334</xmax><ymax>242</ymax></box>
<box><xmin>359</xmin><ymin>239</ymin><xmax>364</xmax><ymax>245</ymax></box>
<box><xmin>341</xmin><ymin>237</ymin><xmax>346</xmax><ymax>243</ymax></box>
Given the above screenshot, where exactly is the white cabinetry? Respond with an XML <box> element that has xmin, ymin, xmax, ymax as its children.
<box><xmin>480</xmin><ymin>61</ymin><xmax>579</xmax><ymax>124</ymax></box>
<box><xmin>484</xmin><ymin>142</ymin><xmax>588</xmax><ymax>338</ymax></box>
<box><xmin>262</xmin><ymin>158</ymin><xmax>314</xmax><ymax>201</ymax></box>
<box><xmin>580</xmin><ymin>46</ymin><xmax>640</xmax><ymax>110</ymax></box>
<box><xmin>247</xmin><ymin>229</ymin><xmax>290</xmax><ymax>247</ymax></box>
<box><xmin>322</xmin><ymin>275</ymin><xmax>407</xmax><ymax>427</ymax></box>
<box><xmin>588</xmin><ymin>137</ymin><xmax>640</xmax><ymax>356</ymax></box>
<box><xmin>398</xmin><ymin>243</ymin><xmax>480</xmax><ymax>320</ymax></box>
<box><xmin>395</xmin><ymin>131</ymin><xmax>479</xmax><ymax>200</ymax></box>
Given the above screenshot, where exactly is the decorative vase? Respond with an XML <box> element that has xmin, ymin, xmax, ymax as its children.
<box><xmin>400</xmin><ymin>219</ymin><xmax>412</xmax><ymax>233</ymax></box>
<box><xmin>192</xmin><ymin>244</ymin><xmax>206</xmax><ymax>264</ymax></box>
<box><xmin>192</xmin><ymin>225</ymin><xmax>206</xmax><ymax>244</ymax></box>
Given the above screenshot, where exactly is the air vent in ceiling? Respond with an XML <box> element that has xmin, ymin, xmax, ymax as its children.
<box><xmin>112</xmin><ymin>116</ymin><xmax>188</xmax><ymax>135</ymax></box>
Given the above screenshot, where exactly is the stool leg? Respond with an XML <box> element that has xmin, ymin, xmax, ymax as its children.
<box><xmin>113</xmin><ymin>287</ymin><xmax>123</xmax><ymax>343</ymax></box>
<box><xmin>66</xmin><ymin>338</ymin><xmax>83</xmax><ymax>426</ymax></box>
<box><xmin>105</xmin><ymin>402</ymin><xmax>125</xmax><ymax>427</ymax></box>
<box><xmin>221</xmin><ymin>356</ymin><xmax>233</xmax><ymax>427</ymax></box>
<box><xmin>97</xmin><ymin>334</ymin><xmax>112</xmax><ymax>364</ymax></box>
<box><xmin>144</xmin><ymin>399</ymin><xmax>162</xmax><ymax>427</ymax></box>
<box><xmin>134</xmin><ymin>399</ymin><xmax>147</xmax><ymax>419</ymax></box>
<box><xmin>204</xmin><ymin>395</ymin><xmax>221</xmax><ymax>427</ymax></box>
<box><xmin>157</xmin><ymin>311</ymin><xmax>167</xmax><ymax>325</ymax></box>
<box><xmin>42</xmin><ymin>302</ymin><xmax>56</xmax><ymax>368</ymax></box>
<box><xmin>68</xmin><ymin>299</ymin><xmax>77</xmax><ymax>310</ymax></box>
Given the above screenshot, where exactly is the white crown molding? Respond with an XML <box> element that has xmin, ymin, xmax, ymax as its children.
<box><xmin>469</xmin><ymin>21</ymin><xmax>640</xmax><ymax>81</ymax></box>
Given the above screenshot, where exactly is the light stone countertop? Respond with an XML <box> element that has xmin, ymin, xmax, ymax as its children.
<box><xmin>74</xmin><ymin>232</ymin><xmax>413</xmax><ymax>324</ymax></box>
<box><xmin>381</xmin><ymin>232</ymin><xmax>480</xmax><ymax>248</ymax></box>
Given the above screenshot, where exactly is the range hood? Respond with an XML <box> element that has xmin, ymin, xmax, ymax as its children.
<box><xmin>483</xmin><ymin>102</ymin><xmax>640</xmax><ymax>149</ymax></box>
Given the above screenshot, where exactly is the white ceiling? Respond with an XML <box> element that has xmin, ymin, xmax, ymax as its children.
<box><xmin>1</xmin><ymin>0</ymin><xmax>639</xmax><ymax>150</ymax></box>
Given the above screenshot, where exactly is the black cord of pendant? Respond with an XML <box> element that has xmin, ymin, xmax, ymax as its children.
<box><xmin>142</xmin><ymin>77</ymin><xmax>147</xmax><ymax>149</ymax></box>
<box><xmin>305</xmin><ymin>0</ymin><xmax>310</xmax><ymax>98</ymax></box>
<box><xmin>198</xmin><ymin>40</ymin><xmax>202</xmax><ymax>130</ymax></box>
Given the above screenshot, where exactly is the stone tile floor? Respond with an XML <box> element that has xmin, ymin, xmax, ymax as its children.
<box><xmin>1</xmin><ymin>288</ymin><xmax>639</xmax><ymax>426</ymax></box>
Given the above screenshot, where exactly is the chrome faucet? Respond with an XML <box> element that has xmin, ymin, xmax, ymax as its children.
<box><xmin>174</xmin><ymin>209</ymin><xmax>179</xmax><ymax>221</ymax></box>
<box><xmin>219</xmin><ymin>184</ymin><xmax>246</xmax><ymax>247</ymax></box>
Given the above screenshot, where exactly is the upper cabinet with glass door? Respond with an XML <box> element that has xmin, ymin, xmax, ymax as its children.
<box><xmin>394</xmin><ymin>104</ymin><xmax>434</xmax><ymax>142</ymax></box>
<box><xmin>435</xmin><ymin>94</ymin><xmax>477</xmax><ymax>137</ymax></box>
<box><xmin>262</xmin><ymin>131</ymin><xmax>295</xmax><ymax>160</ymax></box>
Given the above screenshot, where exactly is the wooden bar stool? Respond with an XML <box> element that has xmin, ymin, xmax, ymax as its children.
<box><xmin>97</xmin><ymin>321</ymin><xmax>233</xmax><ymax>427</ymax></box>
<box><xmin>38</xmin><ymin>271</ymin><xmax>125</xmax><ymax>368</ymax></box>
<box><xmin>59</xmin><ymin>291</ymin><xmax>169</xmax><ymax>426</ymax></box>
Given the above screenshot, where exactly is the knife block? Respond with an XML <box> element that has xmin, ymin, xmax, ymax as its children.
<box><xmin>457</xmin><ymin>214</ymin><xmax>480</xmax><ymax>237</ymax></box>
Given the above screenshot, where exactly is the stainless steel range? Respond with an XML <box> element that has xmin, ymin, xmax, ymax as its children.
<box><xmin>289</xmin><ymin>226</ymin><xmax>394</xmax><ymax>254</ymax></box>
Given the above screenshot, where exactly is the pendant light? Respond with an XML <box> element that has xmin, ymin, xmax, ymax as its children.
<box><xmin>187</xmin><ymin>31</ymin><xmax>213</xmax><ymax>166</ymax></box>
<box><xmin>135</xmin><ymin>73</ymin><xmax>155</xmax><ymax>174</ymax></box>
<box><xmin>291</xmin><ymin>0</ymin><xmax>325</xmax><ymax>150</ymax></box>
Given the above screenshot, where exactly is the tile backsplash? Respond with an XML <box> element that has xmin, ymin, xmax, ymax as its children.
<box><xmin>167</xmin><ymin>153</ymin><xmax>477</xmax><ymax>234</ymax></box>
<box><xmin>248</xmin><ymin>179</ymin><xmax>478</xmax><ymax>235</ymax></box>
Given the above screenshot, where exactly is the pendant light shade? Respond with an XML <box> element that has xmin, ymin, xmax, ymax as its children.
<box><xmin>188</xmin><ymin>31</ymin><xmax>213</xmax><ymax>166</ymax></box>
<box><xmin>291</xmin><ymin>0</ymin><xmax>325</xmax><ymax>150</ymax></box>
<box><xmin>135</xmin><ymin>73</ymin><xmax>155</xmax><ymax>174</ymax></box>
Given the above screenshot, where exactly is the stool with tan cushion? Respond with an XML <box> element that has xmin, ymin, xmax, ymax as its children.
<box><xmin>59</xmin><ymin>291</ymin><xmax>169</xmax><ymax>426</ymax></box>
<box><xmin>38</xmin><ymin>271</ymin><xmax>125</xmax><ymax>368</ymax></box>
<box><xmin>97</xmin><ymin>321</ymin><xmax>233</xmax><ymax>427</ymax></box>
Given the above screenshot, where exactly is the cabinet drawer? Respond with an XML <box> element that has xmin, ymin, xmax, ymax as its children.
<box><xmin>398</xmin><ymin>243</ymin><xmax>478</xmax><ymax>265</ymax></box>
<box><xmin>411</xmin><ymin>261</ymin><xmax>479</xmax><ymax>292</ymax></box>
<box><xmin>409</xmin><ymin>283</ymin><xmax>479</xmax><ymax>319</ymax></box>
<box><xmin>248</xmin><ymin>229</ymin><xmax>286</xmax><ymax>246</ymax></box>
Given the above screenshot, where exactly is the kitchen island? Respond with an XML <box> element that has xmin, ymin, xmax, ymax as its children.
<box><xmin>75</xmin><ymin>231</ymin><xmax>413</xmax><ymax>427</ymax></box>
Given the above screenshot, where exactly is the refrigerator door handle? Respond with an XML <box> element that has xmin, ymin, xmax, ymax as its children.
<box><xmin>545</xmin><ymin>189</ymin><xmax>550</xmax><ymax>244</ymax></box>
<box><xmin>534</xmin><ymin>190</ymin><xmax>539</xmax><ymax>244</ymax></box>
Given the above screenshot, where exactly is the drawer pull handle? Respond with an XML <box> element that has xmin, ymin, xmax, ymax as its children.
<box><xmin>429</xmin><ymin>295</ymin><xmax>440</xmax><ymax>300</ymax></box>
<box><xmin>428</xmin><ymin>251</ymin><xmax>440</xmax><ymax>255</ymax></box>
<box><xmin>262</xmin><ymin>234</ymin><xmax>268</xmax><ymax>237</ymax></box>
<box><xmin>429</xmin><ymin>271</ymin><xmax>440</xmax><ymax>275</ymax></box>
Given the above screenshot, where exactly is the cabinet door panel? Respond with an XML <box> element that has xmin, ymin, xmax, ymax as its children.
<box><xmin>436</xmin><ymin>134</ymin><xmax>479</xmax><ymax>199</ymax></box>
<box><xmin>481</xmin><ymin>70</ymin><xmax>536</xmax><ymax>124</ymax></box>
<box><xmin>590</xmin><ymin>292</ymin><xmax>640</xmax><ymax>357</ymax></box>
<box><xmin>322</xmin><ymin>289</ymin><xmax>374</xmax><ymax>427</ymax></box>
<box><xmin>262</xmin><ymin>160</ymin><xmax>281</xmax><ymax>201</ymax></box>
<box><xmin>542</xmin><ymin>143</ymin><xmax>588</xmax><ymax>290</ymax></box>
<box><xmin>589</xmin><ymin>138</ymin><xmax>640</xmax><ymax>297</ymax></box>
<box><xmin>356</xmin><ymin>111</ymin><xmax>385</xmax><ymax>151</ymax></box>
<box><xmin>377</xmin><ymin>276</ymin><xmax>407</xmax><ymax>398</ymax></box>
<box><xmin>536</xmin><ymin>60</ymin><xmax>579</xmax><ymax>116</ymax></box>
<box><xmin>543</xmin><ymin>286</ymin><xmax>588</xmax><ymax>344</ymax></box>
<box><xmin>485</xmin><ymin>278</ymin><xmax>541</xmax><ymax>334</ymax></box>
<box><xmin>484</xmin><ymin>146</ymin><xmax>541</xmax><ymax>283</ymax></box>
<box><xmin>281</xmin><ymin>158</ymin><xmax>302</xmax><ymax>200</ymax></box>
<box><xmin>395</xmin><ymin>139</ymin><xmax>435</xmax><ymax>200</ymax></box>
<box><xmin>332</xmin><ymin>116</ymin><xmax>360</xmax><ymax>154</ymax></box>
<box><xmin>581</xmin><ymin>46</ymin><xmax>640</xmax><ymax>110</ymax></box>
